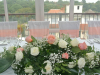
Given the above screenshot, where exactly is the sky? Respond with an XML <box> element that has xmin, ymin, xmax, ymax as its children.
<box><xmin>0</xmin><ymin>0</ymin><xmax>98</xmax><ymax>3</ymax></box>
<box><xmin>44</xmin><ymin>0</ymin><xmax>98</xmax><ymax>3</ymax></box>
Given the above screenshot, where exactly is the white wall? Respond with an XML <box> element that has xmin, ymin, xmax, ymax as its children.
<box><xmin>66</xmin><ymin>5</ymin><xmax>83</xmax><ymax>13</ymax></box>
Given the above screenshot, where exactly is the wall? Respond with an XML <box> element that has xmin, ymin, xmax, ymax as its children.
<box><xmin>66</xmin><ymin>5</ymin><xmax>83</xmax><ymax>13</ymax></box>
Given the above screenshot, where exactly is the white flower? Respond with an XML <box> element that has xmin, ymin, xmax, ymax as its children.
<box><xmin>50</xmin><ymin>53</ymin><xmax>54</xmax><ymax>57</ymax></box>
<box><xmin>22</xmin><ymin>45</ymin><xmax>27</xmax><ymax>49</ymax></box>
<box><xmin>70</xmin><ymin>38</ymin><xmax>79</xmax><ymax>47</ymax></box>
<box><xmin>31</xmin><ymin>47</ymin><xmax>39</xmax><ymax>56</ymax></box>
<box><xmin>58</xmin><ymin>39</ymin><xmax>68</xmax><ymax>48</ymax></box>
<box><xmin>8</xmin><ymin>46</ymin><xmax>14</xmax><ymax>51</ymax></box>
<box><xmin>15</xmin><ymin>51</ymin><xmax>23</xmax><ymax>61</ymax></box>
<box><xmin>42</xmin><ymin>64</ymin><xmax>52</xmax><ymax>74</ymax></box>
<box><xmin>44</xmin><ymin>60</ymin><xmax>51</xmax><ymax>65</ymax></box>
<box><xmin>68</xmin><ymin>62</ymin><xmax>76</xmax><ymax>68</ymax></box>
<box><xmin>53</xmin><ymin>38</ymin><xmax>59</xmax><ymax>45</ymax></box>
<box><xmin>24</xmin><ymin>66</ymin><xmax>34</xmax><ymax>74</ymax></box>
<box><xmin>96</xmin><ymin>56</ymin><xmax>99</xmax><ymax>61</ymax></box>
<box><xmin>78</xmin><ymin>58</ymin><xmax>85</xmax><ymax>68</ymax></box>
<box><xmin>86</xmin><ymin>52</ymin><xmax>94</xmax><ymax>61</ymax></box>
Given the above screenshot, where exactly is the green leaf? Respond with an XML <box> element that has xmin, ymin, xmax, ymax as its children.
<box><xmin>0</xmin><ymin>58</ymin><xmax>12</xmax><ymax>73</ymax></box>
<box><xmin>0</xmin><ymin>50</ymin><xmax>15</xmax><ymax>73</ymax></box>
<box><xmin>55</xmin><ymin>67</ymin><xmax>61</xmax><ymax>72</ymax></box>
<box><xmin>93</xmin><ymin>68</ymin><xmax>100</xmax><ymax>74</ymax></box>
<box><xmin>69</xmin><ymin>69</ymin><xmax>78</xmax><ymax>73</ymax></box>
<box><xmin>31</xmin><ymin>36</ymin><xmax>37</xmax><ymax>42</ymax></box>
<box><xmin>71</xmin><ymin>47</ymin><xmax>81</xmax><ymax>53</ymax></box>
<box><xmin>61</xmin><ymin>66</ymin><xmax>71</xmax><ymax>73</ymax></box>
<box><xmin>43</xmin><ymin>68</ymin><xmax>46</xmax><ymax>72</ymax></box>
<box><xmin>62</xmin><ymin>63</ymin><xmax>68</xmax><ymax>66</ymax></box>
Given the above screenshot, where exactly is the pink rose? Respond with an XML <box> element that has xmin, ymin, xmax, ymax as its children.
<box><xmin>62</xmin><ymin>53</ymin><xmax>69</xmax><ymax>59</ymax></box>
<box><xmin>25</xmin><ymin>36</ymin><xmax>33</xmax><ymax>43</ymax></box>
<box><xmin>47</xmin><ymin>34</ymin><xmax>56</xmax><ymax>44</ymax></box>
<box><xmin>78</xmin><ymin>42</ymin><xmax>87</xmax><ymax>50</ymax></box>
<box><xmin>17</xmin><ymin>47</ymin><xmax>24</xmax><ymax>52</ymax></box>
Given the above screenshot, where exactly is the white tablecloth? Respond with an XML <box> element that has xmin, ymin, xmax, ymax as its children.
<box><xmin>0</xmin><ymin>40</ymin><xmax>26</xmax><ymax>75</ymax></box>
<box><xmin>0</xmin><ymin>38</ymin><xmax>100</xmax><ymax>75</ymax></box>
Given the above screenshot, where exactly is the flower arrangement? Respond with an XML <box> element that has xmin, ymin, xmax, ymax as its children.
<box><xmin>0</xmin><ymin>34</ymin><xmax>100</xmax><ymax>75</ymax></box>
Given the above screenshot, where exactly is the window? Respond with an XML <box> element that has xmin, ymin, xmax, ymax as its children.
<box><xmin>51</xmin><ymin>18</ymin><xmax>58</xmax><ymax>24</ymax></box>
<box><xmin>77</xmin><ymin>6</ymin><xmax>79</xmax><ymax>10</ymax></box>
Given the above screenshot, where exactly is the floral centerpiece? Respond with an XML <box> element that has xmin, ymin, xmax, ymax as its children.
<box><xmin>0</xmin><ymin>34</ymin><xmax>100</xmax><ymax>75</ymax></box>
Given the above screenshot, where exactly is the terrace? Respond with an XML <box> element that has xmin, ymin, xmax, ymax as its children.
<box><xmin>1</xmin><ymin>13</ymin><xmax>100</xmax><ymax>39</ymax></box>
<box><xmin>0</xmin><ymin>0</ymin><xmax>100</xmax><ymax>39</ymax></box>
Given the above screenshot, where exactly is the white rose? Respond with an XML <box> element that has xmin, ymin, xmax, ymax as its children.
<box><xmin>53</xmin><ymin>38</ymin><xmax>59</xmax><ymax>45</ymax></box>
<box><xmin>24</xmin><ymin>66</ymin><xmax>34</xmax><ymax>74</ymax></box>
<box><xmin>78</xmin><ymin>58</ymin><xmax>85</xmax><ymax>68</ymax></box>
<box><xmin>31</xmin><ymin>47</ymin><xmax>39</xmax><ymax>56</ymax></box>
<box><xmin>70</xmin><ymin>38</ymin><xmax>79</xmax><ymax>47</ymax></box>
<box><xmin>86</xmin><ymin>52</ymin><xmax>94</xmax><ymax>61</ymax></box>
<box><xmin>68</xmin><ymin>62</ymin><xmax>76</xmax><ymax>68</ymax></box>
<box><xmin>15</xmin><ymin>51</ymin><xmax>23</xmax><ymax>61</ymax></box>
<box><xmin>8</xmin><ymin>46</ymin><xmax>14</xmax><ymax>51</ymax></box>
<box><xmin>58</xmin><ymin>39</ymin><xmax>68</xmax><ymax>48</ymax></box>
<box><xmin>42</xmin><ymin>64</ymin><xmax>52</xmax><ymax>74</ymax></box>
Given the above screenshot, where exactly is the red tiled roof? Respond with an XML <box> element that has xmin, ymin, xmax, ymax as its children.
<box><xmin>48</xmin><ymin>9</ymin><xmax>64</xmax><ymax>13</ymax></box>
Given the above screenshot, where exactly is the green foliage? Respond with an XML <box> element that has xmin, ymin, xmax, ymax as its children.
<box><xmin>0</xmin><ymin>58</ymin><xmax>12</xmax><ymax>73</ymax></box>
<box><xmin>54</xmin><ymin>63</ymin><xmax>78</xmax><ymax>75</ymax></box>
<box><xmin>9</xmin><ymin>4</ymin><xmax>23</xmax><ymax>13</ymax></box>
<box><xmin>0</xmin><ymin>0</ymin><xmax>99</xmax><ymax>14</ymax></box>
<box><xmin>0</xmin><ymin>34</ymin><xmax>100</xmax><ymax>75</ymax></box>
<box><xmin>0</xmin><ymin>47</ymin><xmax>16</xmax><ymax>73</ymax></box>
<box><xmin>31</xmin><ymin>36</ymin><xmax>36</xmax><ymax>42</ymax></box>
<box><xmin>82</xmin><ymin>0</ymin><xmax>86</xmax><ymax>4</ymax></box>
<box><xmin>71</xmin><ymin>46</ymin><xmax>81</xmax><ymax>53</ymax></box>
<box><xmin>83</xmin><ymin>66</ymin><xmax>100</xmax><ymax>75</ymax></box>
<box><xmin>15</xmin><ymin>8</ymin><xmax>33</xmax><ymax>14</ymax></box>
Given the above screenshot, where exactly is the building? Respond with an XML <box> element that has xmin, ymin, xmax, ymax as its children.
<box><xmin>46</xmin><ymin>5</ymin><xmax>83</xmax><ymax>25</ymax></box>
<box><xmin>48</xmin><ymin>9</ymin><xmax>65</xmax><ymax>13</ymax></box>
<box><xmin>80</xmin><ymin>9</ymin><xmax>96</xmax><ymax>39</ymax></box>
<box><xmin>46</xmin><ymin>7</ymin><xmax>65</xmax><ymax>28</ymax></box>
<box><xmin>66</xmin><ymin>5</ymin><xmax>83</xmax><ymax>13</ymax></box>
<box><xmin>45</xmin><ymin>5</ymin><xmax>96</xmax><ymax>39</ymax></box>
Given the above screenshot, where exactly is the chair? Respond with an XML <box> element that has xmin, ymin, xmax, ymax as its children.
<box><xmin>28</xmin><ymin>21</ymin><xmax>49</xmax><ymax>39</ymax></box>
<box><xmin>0</xmin><ymin>21</ymin><xmax>18</xmax><ymax>41</ymax></box>
<box><xmin>59</xmin><ymin>21</ymin><xmax>80</xmax><ymax>38</ymax></box>
<box><xmin>88</xmin><ymin>21</ymin><xmax>100</xmax><ymax>39</ymax></box>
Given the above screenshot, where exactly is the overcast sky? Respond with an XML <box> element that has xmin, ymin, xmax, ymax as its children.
<box><xmin>44</xmin><ymin>0</ymin><xmax>98</xmax><ymax>3</ymax></box>
<box><xmin>0</xmin><ymin>0</ymin><xmax>98</xmax><ymax>3</ymax></box>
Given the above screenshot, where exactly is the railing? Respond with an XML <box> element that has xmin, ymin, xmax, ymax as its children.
<box><xmin>0</xmin><ymin>13</ymin><xmax>100</xmax><ymax>39</ymax></box>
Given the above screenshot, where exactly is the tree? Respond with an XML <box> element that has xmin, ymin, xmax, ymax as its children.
<box><xmin>9</xmin><ymin>4</ymin><xmax>23</xmax><ymax>13</ymax></box>
<box><xmin>82</xmin><ymin>0</ymin><xmax>86</xmax><ymax>4</ymax></box>
<box><xmin>58</xmin><ymin>0</ymin><xmax>63</xmax><ymax>3</ymax></box>
<box><xmin>0</xmin><ymin>1</ymin><xmax>4</xmax><ymax>14</ymax></box>
<box><xmin>15</xmin><ymin>8</ymin><xmax>33</xmax><ymax>13</ymax></box>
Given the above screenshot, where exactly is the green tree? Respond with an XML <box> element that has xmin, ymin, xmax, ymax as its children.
<box><xmin>58</xmin><ymin>0</ymin><xmax>62</xmax><ymax>2</ymax></box>
<box><xmin>82</xmin><ymin>0</ymin><xmax>86</xmax><ymax>4</ymax></box>
<box><xmin>9</xmin><ymin>4</ymin><xmax>23</xmax><ymax>13</ymax></box>
<box><xmin>95</xmin><ymin>1</ymin><xmax>100</xmax><ymax>12</ymax></box>
<box><xmin>0</xmin><ymin>1</ymin><xmax>4</xmax><ymax>14</ymax></box>
<box><xmin>15</xmin><ymin>8</ymin><xmax>33</xmax><ymax>13</ymax></box>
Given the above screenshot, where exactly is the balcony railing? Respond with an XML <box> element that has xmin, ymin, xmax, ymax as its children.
<box><xmin>0</xmin><ymin>13</ymin><xmax>100</xmax><ymax>39</ymax></box>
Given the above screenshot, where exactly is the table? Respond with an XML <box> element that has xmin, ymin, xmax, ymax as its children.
<box><xmin>0</xmin><ymin>38</ymin><xmax>100</xmax><ymax>75</ymax></box>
